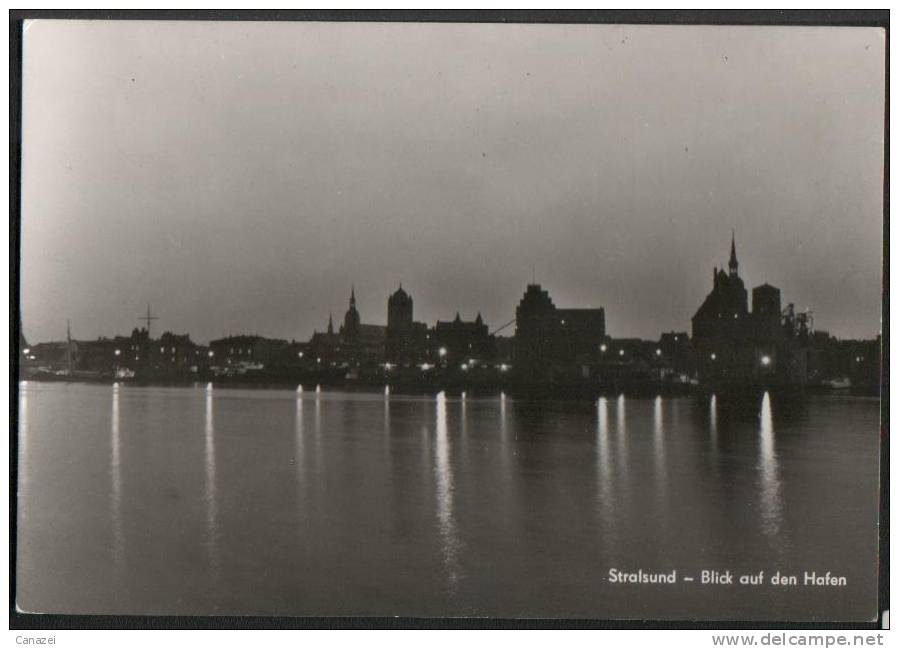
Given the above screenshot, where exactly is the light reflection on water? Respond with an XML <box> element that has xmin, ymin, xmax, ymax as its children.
<box><xmin>434</xmin><ymin>391</ymin><xmax>460</xmax><ymax>590</ymax></box>
<box><xmin>653</xmin><ymin>396</ymin><xmax>666</xmax><ymax>486</ymax></box>
<box><xmin>615</xmin><ymin>395</ymin><xmax>629</xmax><ymax>489</ymax></box>
<box><xmin>595</xmin><ymin>397</ymin><xmax>614</xmax><ymax>550</ymax></box>
<box><xmin>19</xmin><ymin>384</ymin><xmax>28</xmax><ymax>492</ymax></box>
<box><xmin>710</xmin><ymin>394</ymin><xmax>718</xmax><ymax>453</ymax></box>
<box><xmin>15</xmin><ymin>383</ymin><xmax>877</xmax><ymax>619</ymax></box>
<box><xmin>17</xmin><ymin>383</ymin><xmax>29</xmax><ymax>539</ymax></box>
<box><xmin>383</xmin><ymin>390</ymin><xmax>391</xmax><ymax>438</ymax></box>
<box><xmin>110</xmin><ymin>383</ymin><xmax>123</xmax><ymax>566</ymax></box>
<box><xmin>460</xmin><ymin>392</ymin><xmax>468</xmax><ymax>450</ymax></box>
<box><xmin>204</xmin><ymin>383</ymin><xmax>219</xmax><ymax>573</ymax></box>
<box><xmin>758</xmin><ymin>392</ymin><xmax>783</xmax><ymax>551</ymax></box>
<box><xmin>314</xmin><ymin>389</ymin><xmax>322</xmax><ymax>473</ymax></box>
<box><xmin>499</xmin><ymin>391</ymin><xmax>508</xmax><ymax>441</ymax></box>
<box><xmin>498</xmin><ymin>391</ymin><xmax>512</xmax><ymax>487</ymax></box>
<box><xmin>295</xmin><ymin>394</ymin><xmax>304</xmax><ymax>495</ymax></box>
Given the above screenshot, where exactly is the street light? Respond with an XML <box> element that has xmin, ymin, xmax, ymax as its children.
<box><xmin>655</xmin><ymin>348</ymin><xmax>662</xmax><ymax>356</ymax></box>
<box><xmin>600</xmin><ymin>344</ymin><xmax>607</xmax><ymax>353</ymax></box>
<box><xmin>710</xmin><ymin>353</ymin><xmax>717</xmax><ymax>361</ymax></box>
<box><xmin>761</xmin><ymin>355</ymin><xmax>771</xmax><ymax>366</ymax></box>
<box><xmin>438</xmin><ymin>347</ymin><xmax>447</xmax><ymax>358</ymax></box>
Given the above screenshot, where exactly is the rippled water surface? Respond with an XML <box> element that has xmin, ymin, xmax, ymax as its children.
<box><xmin>16</xmin><ymin>382</ymin><xmax>881</xmax><ymax>620</ymax></box>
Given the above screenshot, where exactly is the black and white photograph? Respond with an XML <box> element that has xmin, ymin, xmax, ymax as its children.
<box><xmin>12</xmin><ymin>13</ymin><xmax>887</xmax><ymax>626</ymax></box>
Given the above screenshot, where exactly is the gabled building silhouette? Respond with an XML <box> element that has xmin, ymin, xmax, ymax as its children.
<box><xmin>433</xmin><ymin>311</ymin><xmax>495</xmax><ymax>365</ymax></box>
<box><xmin>514</xmin><ymin>283</ymin><xmax>606</xmax><ymax>382</ymax></box>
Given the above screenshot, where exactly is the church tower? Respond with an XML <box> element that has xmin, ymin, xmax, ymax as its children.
<box><xmin>342</xmin><ymin>285</ymin><xmax>361</xmax><ymax>337</ymax></box>
<box><xmin>387</xmin><ymin>283</ymin><xmax>413</xmax><ymax>332</ymax></box>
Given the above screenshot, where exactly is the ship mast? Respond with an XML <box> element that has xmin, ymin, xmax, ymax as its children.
<box><xmin>139</xmin><ymin>304</ymin><xmax>159</xmax><ymax>339</ymax></box>
<box><xmin>66</xmin><ymin>319</ymin><xmax>73</xmax><ymax>374</ymax></box>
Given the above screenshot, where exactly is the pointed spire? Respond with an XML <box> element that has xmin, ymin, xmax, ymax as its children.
<box><xmin>728</xmin><ymin>229</ymin><xmax>738</xmax><ymax>276</ymax></box>
<box><xmin>475</xmin><ymin>311</ymin><xmax>483</xmax><ymax>325</ymax></box>
<box><xmin>67</xmin><ymin>319</ymin><xmax>71</xmax><ymax>343</ymax></box>
<box><xmin>327</xmin><ymin>312</ymin><xmax>334</xmax><ymax>335</ymax></box>
<box><xmin>350</xmin><ymin>284</ymin><xmax>356</xmax><ymax>308</ymax></box>
<box><xmin>454</xmin><ymin>311</ymin><xmax>461</xmax><ymax>323</ymax></box>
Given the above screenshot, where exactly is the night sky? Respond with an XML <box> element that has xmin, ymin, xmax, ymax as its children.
<box><xmin>20</xmin><ymin>21</ymin><xmax>885</xmax><ymax>344</ymax></box>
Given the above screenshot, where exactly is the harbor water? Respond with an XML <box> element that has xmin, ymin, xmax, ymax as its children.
<box><xmin>16</xmin><ymin>381</ymin><xmax>881</xmax><ymax>620</ymax></box>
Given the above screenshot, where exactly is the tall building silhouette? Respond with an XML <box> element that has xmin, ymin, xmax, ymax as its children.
<box><xmin>385</xmin><ymin>284</ymin><xmax>429</xmax><ymax>364</ymax></box>
<box><xmin>387</xmin><ymin>284</ymin><xmax>413</xmax><ymax>332</ymax></box>
<box><xmin>336</xmin><ymin>286</ymin><xmax>386</xmax><ymax>365</ymax></box>
<box><xmin>514</xmin><ymin>283</ymin><xmax>606</xmax><ymax>382</ymax></box>
<box><xmin>691</xmin><ymin>234</ymin><xmax>808</xmax><ymax>389</ymax></box>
